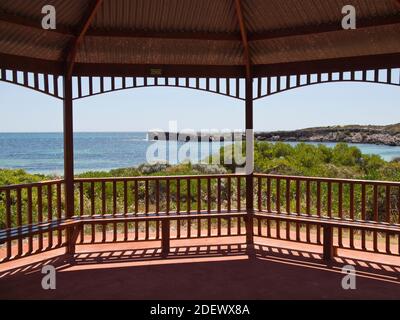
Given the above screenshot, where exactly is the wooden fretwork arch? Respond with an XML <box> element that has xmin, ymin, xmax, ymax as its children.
<box><xmin>0</xmin><ymin>68</ymin><xmax>246</xmax><ymax>101</ymax></box>
<box><xmin>70</xmin><ymin>75</ymin><xmax>246</xmax><ymax>101</ymax></box>
<box><xmin>1</xmin><ymin>67</ymin><xmax>399</xmax><ymax>102</ymax></box>
<box><xmin>0</xmin><ymin>68</ymin><xmax>64</xmax><ymax>99</ymax></box>
<box><xmin>253</xmin><ymin>68</ymin><xmax>400</xmax><ymax>100</ymax></box>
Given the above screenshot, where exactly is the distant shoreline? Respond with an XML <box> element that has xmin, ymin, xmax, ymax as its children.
<box><xmin>149</xmin><ymin>123</ymin><xmax>400</xmax><ymax>147</ymax></box>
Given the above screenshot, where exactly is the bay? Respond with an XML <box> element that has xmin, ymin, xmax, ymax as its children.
<box><xmin>0</xmin><ymin>132</ymin><xmax>399</xmax><ymax>174</ymax></box>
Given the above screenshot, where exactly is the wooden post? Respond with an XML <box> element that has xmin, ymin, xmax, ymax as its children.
<box><xmin>245</xmin><ymin>76</ymin><xmax>254</xmax><ymax>254</ymax></box>
<box><xmin>63</xmin><ymin>74</ymin><xmax>75</xmax><ymax>254</ymax></box>
<box><xmin>323</xmin><ymin>225</ymin><xmax>334</xmax><ymax>261</ymax></box>
<box><xmin>161</xmin><ymin>219</ymin><xmax>170</xmax><ymax>257</ymax></box>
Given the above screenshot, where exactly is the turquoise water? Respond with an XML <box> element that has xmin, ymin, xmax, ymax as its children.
<box><xmin>0</xmin><ymin>132</ymin><xmax>399</xmax><ymax>175</ymax></box>
<box><xmin>0</xmin><ymin>132</ymin><xmax>228</xmax><ymax>174</ymax></box>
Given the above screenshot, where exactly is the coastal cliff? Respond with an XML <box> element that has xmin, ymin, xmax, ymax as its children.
<box><xmin>255</xmin><ymin>124</ymin><xmax>400</xmax><ymax>146</ymax></box>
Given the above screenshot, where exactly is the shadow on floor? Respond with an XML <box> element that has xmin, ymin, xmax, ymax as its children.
<box><xmin>0</xmin><ymin>243</ymin><xmax>399</xmax><ymax>299</ymax></box>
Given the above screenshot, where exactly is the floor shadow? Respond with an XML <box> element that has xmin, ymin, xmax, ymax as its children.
<box><xmin>0</xmin><ymin>243</ymin><xmax>399</xmax><ymax>299</ymax></box>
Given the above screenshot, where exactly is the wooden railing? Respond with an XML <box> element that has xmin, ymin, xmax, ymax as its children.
<box><xmin>1</xmin><ymin>173</ymin><xmax>400</xmax><ymax>262</ymax></box>
<box><xmin>253</xmin><ymin>174</ymin><xmax>400</xmax><ymax>256</ymax></box>
<box><xmin>73</xmin><ymin>174</ymin><xmax>248</xmax><ymax>245</ymax></box>
<box><xmin>0</xmin><ymin>180</ymin><xmax>65</xmax><ymax>260</ymax></box>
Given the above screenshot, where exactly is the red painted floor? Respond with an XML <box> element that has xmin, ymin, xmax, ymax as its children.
<box><xmin>1</xmin><ymin>237</ymin><xmax>399</xmax><ymax>299</ymax></box>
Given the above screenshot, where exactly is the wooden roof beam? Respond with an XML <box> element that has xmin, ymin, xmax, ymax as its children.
<box><xmin>234</xmin><ymin>0</ymin><xmax>252</xmax><ymax>79</ymax></box>
<box><xmin>0</xmin><ymin>11</ymin><xmax>399</xmax><ymax>43</ymax></box>
<box><xmin>249</xmin><ymin>15</ymin><xmax>400</xmax><ymax>41</ymax></box>
<box><xmin>65</xmin><ymin>0</ymin><xmax>103</xmax><ymax>78</ymax></box>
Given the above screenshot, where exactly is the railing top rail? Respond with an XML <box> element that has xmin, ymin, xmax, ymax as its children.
<box><xmin>0</xmin><ymin>179</ymin><xmax>64</xmax><ymax>191</ymax></box>
<box><xmin>1</xmin><ymin>173</ymin><xmax>400</xmax><ymax>189</ymax></box>
<box><xmin>254</xmin><ymin>173</ymin><xmax>400</xmax><ymax>186</ymax></box>
<box><xmin>74</xmin><ymin>173</ymin><xmax>246</xmax><ymax>183</ymax></box>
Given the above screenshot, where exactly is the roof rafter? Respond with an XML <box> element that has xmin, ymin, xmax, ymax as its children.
<box><xmin>234</xmin><ymin>0</ymin><xmax>251</xmax><ymax>79</ymax></box>
<box><xmin>64</xmin><ymin>0</ymin><xmax>103</xmax><ymax>78</ymax></box>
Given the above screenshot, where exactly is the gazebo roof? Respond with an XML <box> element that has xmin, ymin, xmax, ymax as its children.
<box><xmin>0</xmin><ymin>0</ymin><xmax>399</xmax><ymax>77</ymax></box>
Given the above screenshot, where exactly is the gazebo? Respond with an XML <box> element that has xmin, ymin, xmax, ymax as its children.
<box><xmin>0</xmin><ymin>0</ymin><xmax>400</xmax><ymax>299</ymax></box>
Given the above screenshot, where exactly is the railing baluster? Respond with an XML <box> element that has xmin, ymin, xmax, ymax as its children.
<box><xmin>155</xmin><ymin>180</ymin><xmax>160</xmax><ymax>239</ymax></box>
<box><xmin>237</xmin><ymin>176</ymin><xmax>241</xmax><ymax>211</ymax></box>
<box><xmin>79</xmin><ymin>182</ymin><xmax>84</xmax><ymax>216</ymax></box>
<box><xmin>361</xmin><ymin>183</ymin><xmax>366</xmax><ymax>250</ymax></box>
<box><xmin>275</xmin><ymin>178</ymin><xmax>281</xmax><ymax>239</ymax></box>
<box><xmin>306</xmin><ymin>180</ymin><xmax>310</xmax><ymax>243</ymax></box>
<box><xmin>5</xmin><ymin>190</ymin><xmax>12</xmax><ymax>259</ymax></box>
<box><xmin>177</xmin><ymin>179</ymin><xmax>181</xmax><ymax>213</ymax></box>
<box><xmin>349</xmin><ymin>183</ymin><xmax>354</xmax><ymax>249</ymax></box>
<box><xmin>187</xmin><ymin>178</ymin><xmax>191</xmax><ymax>213</ymax></box>
<box><xmin>124</xmin><ymin>180</ymin><xmax>128</xmax><ymax>241</ymax></box>
<box><xmin>27</xmin><ymin>186</ymin><xmax>33</xmax><ymax>253</ymax></box>
<box><xmin>56</xmin><ymin>182</ymin><xmax>62</xmax><ymax>246</ymax></box>
<box><xmin>386</xmin><ymin>185</ymin><xmax>391</xmax><ymax>253</ymax></box>
<box><xmin>338</xmin><ymin>182</ymin><xmax>343</xmax><ymax>247</ymax></box>
<box><xmin>47</xmin><ymin>184</ymin><xmax>53</xmax><ymax>250</ymax></box>
<box><xmin>37</xmin><ymin>185</ymin><xmax>43</xmax><ymax>252</ymax></box>
<box><xmin>257</xmin><ymin>176</ymin><xmax>262</xmax><ymax>211</ymax></box>
<box><xmin>267</xmin><ymin>177</ymin><xmax>271</xmax><ymax>212</ymax></box>
<box><xmin>144</xmin><ymin>180</ymin><xmax>148</xmax><ymax>214</ymax></box>
<box><xmin>16</xmin><ymin>188</ymin><xmax>23</xmax><ymax>255</ymax></box>
<box><xmin>144</xmin><ymin>180</ymin><xmax>149</xmax><ymax>240</ymax></box>
<box><xmin>187</xmin><ymin>178</ymin><xmax>191</xmax><ymax>237</ymax></box>
<box><xmin>102</xmin><ymin>181</ymin><xmax>106</xmax><ymax>242</ymax></box>
<box><xmin>113</xmin><ymin>181</ymin><xmax>117</xmax><ymax>242</ymax></box>
<box><xmin>207</xmin><ymin>178</ymin><xmax>211</xmax><ymax>236</ymax></box>
<box><xmin>295</xmin><ymin>180</ymin><xmax>301</xmax><ymax>241</ymax></box>
<box><xmin>134</xmin><ymin>180</ymin><xmax>138</xmax><ymax>213</ymax></box>
<box><xmin>373</xmin><ymin>184</ymin><xmax>378</xmax><ymax>251</ymax></box>
<box><xmin>276</xmin><ymin>178</ymin><xmax>281</xmax><ymax>214</ymax></box>
<box><xmin>166</xmin><ymin>179</ymin><xmax>170</xmax><ymax>214</ymax></box>
<box><xmin>91</xmin><ymin>182</ymin><xmax>96</xmax><ymax>243</ymax></box>
<box><xmin>327</xmin><ymin>182</ymin><xmax>332</xmax><ymax>218</ymax></box>
<box><xmin>197</xmin><ymin>178</ymin><xmax>201</xmax><ymax>237</ymax></box>
<box><xmin>124</xmin><ymin>180</ymin><xmax>128</xmax><ymax>215</ymax></box>
<box><xmin>227</xmin><ymin>177</ymin><xmax>231</xmax><ymax>212</ymax></box>
<box><xmin>286</xmin><ymin>178</ymin><xmax>290</xmax><ymax>214</ymax></box>
<box><xmin>286</xmin><ymin>178</ymin><xmax>290</xmax><ymax>239</ymax></box>
<box><xmin>177</xmin><ymin>179</ymin><xmax>181</xmax><ymax>238</ymax></box>
<box><xmin>217</xmin><ymin>178</ymin><xmax>221</xmax><ymax>236</ymax></box>
<box><xmin>398</xmin><ymin>187</ymin><xmax>400</xmax><ymax>255</ymax></box>
<box><xmin>316</xmin><ymin>182</ymin><xmax>321</xmax><ymax>216</ymax></box>
<box><xmin>386</xmin><ymin>185</ymin><xmax>391</xmax><ymax>224</ymax></box>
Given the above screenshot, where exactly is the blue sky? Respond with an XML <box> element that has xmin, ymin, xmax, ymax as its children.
<box><xmin>0</xmin><ymin>80</ymin><xmax>399</xmax><ymax>132</ymax></box>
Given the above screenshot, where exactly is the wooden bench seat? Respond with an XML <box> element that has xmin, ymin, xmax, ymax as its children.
<box><xmin>0</xmin><ymin>211</ymin><xmax>248</xmax><ymax>255</ymax></box>
<box><xmin>0</xmin><ymin>219</ymin><xmax>79</xmax><ymax>243</ymax></box>
<box><xmin>2</xmin><ymin>210</ymin><xmax>397</xmax><ymax>261</ymax></box>
<box><xmin>255</xmin><ymin>212</ymin><xmax>400</xmax><ymax>233</ymax></box>
<box><xmin>255</xmin><ymin>211</ymin><xmax>400</xmax><ymax>260</ymax></box>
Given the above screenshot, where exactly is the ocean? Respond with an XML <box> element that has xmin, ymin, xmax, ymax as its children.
<box><xmin>0</xmin><ymin>132</ymin><xmax>400</xmax><ymax>175</ymax></box>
